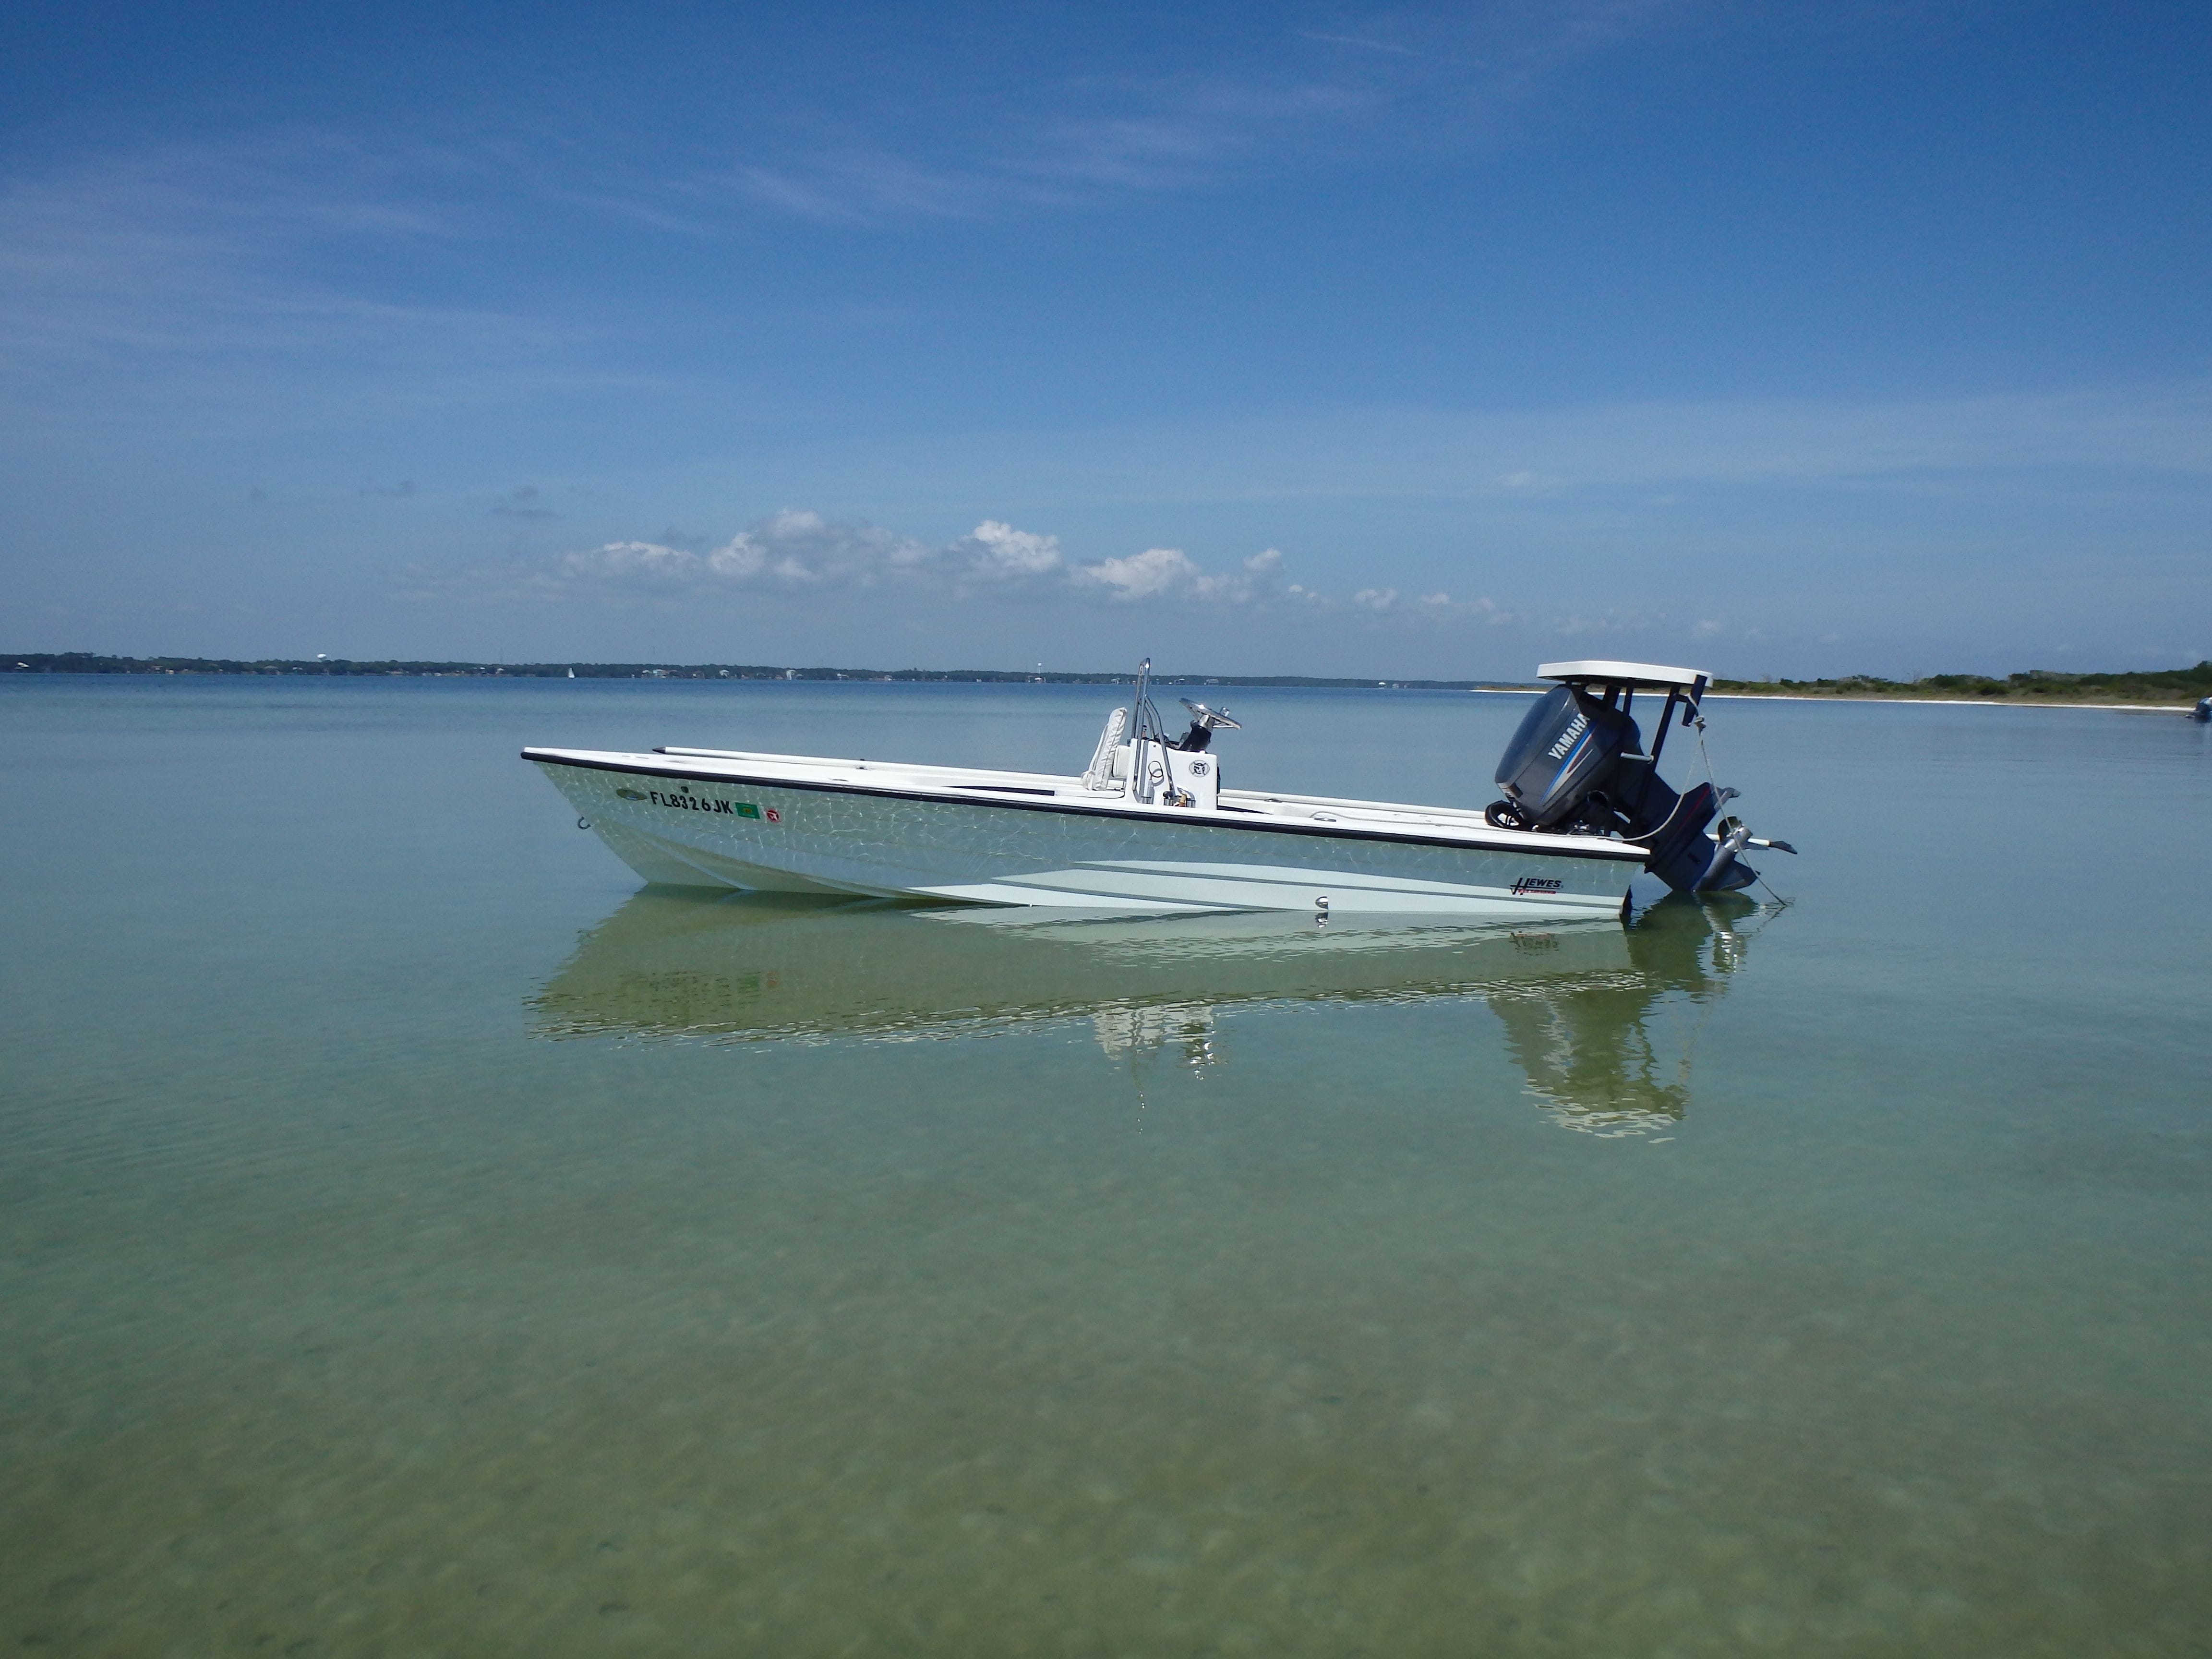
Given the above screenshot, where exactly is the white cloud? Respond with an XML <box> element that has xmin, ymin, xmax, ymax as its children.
<box><xmin>432</xmin><ymin>508</ymin><xmax>1671</xmax><ymax>662</ymax></box>
<box><xmin>957</xmin><ymin>519</ymin><xmax>1064</xmax><ymax>579</ymax></box>
<box><xmin>400</xmin><ymin>501</ymin><xmax>1956</xmax><ymax>668</ymax></box>
<box><xmin>1554</xmin><ymin>605</ymin><xmax>1667</xmax><ymax>637</ymax></box>
<box><xmin>577</xmin><ymin>541</ymin><xmax>701</xmax><ymax>580</ymax></box>
<box><xmin>556</xmin><ymin>510</ymin><xmax>933</xmax><ymax>589</ymax></box>
<box><xmin>481</xmin><ymin>513</ymin><xmax>1295</xmax><ymax>612</ymax></box>
<box><xmin>1197</xmin><ymin>546</ymin><xmax>1291</xmax><ymax>602</ymax></box>
<box><xmin>420</xmin><ymin>508</ymin><xmax>1575</xmax><ymax>646</ymax></box>
<box><xmin>1073</xmin><ymin>546</ymin><xmax>1207</xmax><ymax>601</ymax></box>
<box><xmin>1345</xmin><ymin>586</ymin><xmax>1521</xmax><ymax>629</ymax></box>
<box><xmin>1065</xmin><ymin>541</ymin><xmax>1289</xmax><ymax>603</ymax></box>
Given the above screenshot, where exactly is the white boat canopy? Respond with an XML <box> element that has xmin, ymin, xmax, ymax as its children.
<box><xmin>1538</xmin><ymin>660</ymin><xmax>1710</xmax><ymax>689</ymax></box>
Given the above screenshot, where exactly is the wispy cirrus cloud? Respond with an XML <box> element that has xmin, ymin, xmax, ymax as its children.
<box><xmin>0</xmin><ymin>136</ymin><xmax>583</xmax><ymax>442</ymax></box>
<box><xmin>714</xmin><ymin>77</ymin><xmax>1370</xmax><ymax>228</ymax></box>
<box><xmin>950</xmin><ymin>382</ymin><xmax>2212</xmax><ymax>510</ymax></box>
<box><xmin>0</xmin><ymin>2</ymin><xmax>1700</xmax><ymax>400</ymax></box>
<box><xmin>711</xmin><ymin>4</ymin><xmax>1683</xmax><ymax>228</ymax></box>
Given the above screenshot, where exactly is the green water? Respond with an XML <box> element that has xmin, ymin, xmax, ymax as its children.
<box><xmin>4</xmin><ymin>677</ymin><xmax>2209</xmax><ymax>1657</ymax></box>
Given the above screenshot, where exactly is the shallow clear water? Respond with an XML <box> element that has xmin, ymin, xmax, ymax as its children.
<box><xmin>3</xmin><ymin>676</ymin><xmax>2209</xmax><ymax>1657</ymax></box>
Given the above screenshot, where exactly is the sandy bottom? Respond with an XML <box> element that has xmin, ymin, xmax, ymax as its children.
<box><xmin>5</xmin><ymin>991</ymin><xmax>2207</xmax><ymax>1659</ymax></box>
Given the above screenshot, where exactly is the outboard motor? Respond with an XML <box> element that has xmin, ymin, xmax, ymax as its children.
<box><xmin>1491</xmin><ymin>685</ymin><xmax>1637</xmax><ymax>829</ymax></box>
<box><xmin>1488</xmin><ymin>662</ymin><xmax>1783</xmax><ymax>896</ymax></box>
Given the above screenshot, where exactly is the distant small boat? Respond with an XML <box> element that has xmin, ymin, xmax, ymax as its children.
<box><xmin>526</xmin><ymin>659</ymin><xmax>1792</xmax><ymax>916</ymax></box>
<box><xmin>2195</xmin><ymin>696</ymin><xmax>2211</xmax><ymax>722</ymax></box>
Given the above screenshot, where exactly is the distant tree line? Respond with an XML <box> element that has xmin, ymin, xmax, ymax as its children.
<box><xmin>1711</xmin><ymin>663</ymin><xmax>2212</xmax><ymax>703</ymax></box>
<box><xmin>0</xmin><ymin>652</ymin><xmax>1503</xmax><ymax>690</ymax></box>
<box><xmin>11</xmin><ymin>652</ymin><xmax>2205</xmax><ymax>702</ymax></box>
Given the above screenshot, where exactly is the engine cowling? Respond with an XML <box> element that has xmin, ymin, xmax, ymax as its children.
<box><xmin>1492</xmin><ymin>685</ymin><xmax>1637</xmax><ymax>828</ymax></box>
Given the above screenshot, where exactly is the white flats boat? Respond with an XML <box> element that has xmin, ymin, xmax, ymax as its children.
<box><xmin>525</xmin><ymin>659</ymin><xmax>1791</xmax><ymax>918</ymax></box>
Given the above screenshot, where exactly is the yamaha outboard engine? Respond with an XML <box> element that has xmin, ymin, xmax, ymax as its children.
<box><xmin>1492</xmin><ymin>685</ymin><xmax>1637</xmax><ymax>829</ymax></box>
<box><xmin>1488</xmin><ymin>665</ymin><xmax>1780</xmax><ymax>895</ymax></box>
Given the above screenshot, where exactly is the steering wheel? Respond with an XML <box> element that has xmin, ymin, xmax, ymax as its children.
<box><xmin>1178</xmin><ymin>699</ymin><xmax>1242</xmax><ymax>730</ymax></box>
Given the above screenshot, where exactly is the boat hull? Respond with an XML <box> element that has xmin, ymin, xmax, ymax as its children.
<box><xmin>534</xmin><ymin>755</ymin><xmax>1640</xmax><ymax>919</ymax></box>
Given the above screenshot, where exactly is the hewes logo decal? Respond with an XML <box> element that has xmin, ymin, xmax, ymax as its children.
<box><xmin>614</xmin><ymin>784</ymin><xmax>779</xmax><ymax>822</ymax></box>
<box><xmin>1511</xmin><ymin>876</ymin><xmax>1563</xmax><ymax>896</ymax></box>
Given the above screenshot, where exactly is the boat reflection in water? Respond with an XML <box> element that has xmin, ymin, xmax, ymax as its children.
<box><xmin>532</xmin><ymin>890</ymin><xmax>1772</xmax><ymax>1136</ymax></box>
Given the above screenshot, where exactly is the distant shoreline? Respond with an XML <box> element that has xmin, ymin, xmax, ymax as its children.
<box><xmin>0</xmin><ymin>651</ymin><xmax>1511</xmax><ymax>692</ymax></box>
<box><xmin>1466</xmin><ymin>688</ymin><xmax>2199</xmax><ymax>710</ymax></box>
<box><xmin>1705</xmin><ymin>692</ymin><xmax>2195</xmax><ymax>711</ymax></box>
<box><xmin>6</xmin><ymin>651</ymin><xmax>2205</xmax><ymax>709</ymax></box>
<box><xmin>1703</xmin><ymin>665</ymin><xmax>2209</xmax><ymax>709</ymax></box>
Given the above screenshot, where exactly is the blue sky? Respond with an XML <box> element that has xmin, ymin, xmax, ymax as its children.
<box><xmin>2</xmin><ymin>0</ymin><xmax>2206</xmax><ymax>676</ymax></box>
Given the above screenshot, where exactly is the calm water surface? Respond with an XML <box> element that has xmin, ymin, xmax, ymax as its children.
<box><xmin>3</xmin><ymin>677</ymin><xmax>2209</xmax><ymax>1657</ymax></box>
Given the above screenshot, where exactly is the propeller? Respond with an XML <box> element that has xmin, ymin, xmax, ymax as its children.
<box><xmin>1179</xmin><ymin>699</ymin><xmax>1241</xmax><ymax>730</ymax></box>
